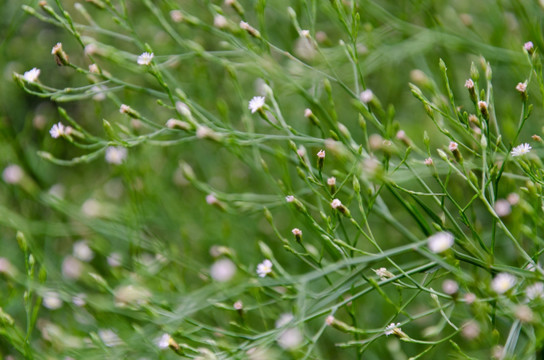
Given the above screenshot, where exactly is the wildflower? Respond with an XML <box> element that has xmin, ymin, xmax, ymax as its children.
<box><xmin>464</xmin><ymin>293</ymin><xmax>477</xmax><ymax>304</ymax></box>
<box><xmin>325</xmin><ymin>315</ymin><xmax>335</xmax><ymax>326</ymax></box>
<box><xmin>214</xmin><ymin>15</ymin><xmax>228</xmax><ymax>29</ymax></box>
<box><xmin>317</xmin><ymin>149</ymin><xmax>325</xmax><ymax>158</ymax></box>
<box><xmin>158</xmin><ymin>334</ymin><xmax>172</xmax><ymax>349</ymax></box>
<box><xmin>137</xmin><ymin>52</ymin><xmax>154</xmax><ymax>65</ymax></box>
<box><xmin>277</xmin><ymin>328</ymin><xmax>303</xmax><ymax>350</ymax></box>
<box><xmin>170</xmin><ymin>10</ymin><xmax>183</xmax><ymax>23</ymax></box>
<box><xmin>256</xmin><ymin>259</ymin><xmax>273</xmax><ymax>277</ymax></box>
<box><xmin>373</xmin><ymin>267</ymin><xmax>394</xmax><ymax>281</ymax></box>
<box><xmin>461</xmin><ymin>320</ymin><xmax>480</xmax><ymax>340</ymax></box>
<box><xmin>62</xmin><ymin>256</ymin><xmax>83</xmax><ymax>279</ymax></box>
<box><xmin>300</xmin><ymin>29</ymin><xmax>310</xmax><ymax>38</ymax></box>
<box><xmin>210</xmin><ymin>258</ymin><xmax>236</xmax><ymax>282</ymax></box>
<box><xmin>464</xmin><ymin>79</ymin><xmax>474</xmax><ymax>89</ymax></box>
<box><xmin>304</xmin><ymin>108</ymin><xmax>313</xmax><ymax>118</ymax></box>
<box><xmin>516</xmin><ymin>82</ymin><xmax>527</xmax><ymax>93</ymax></box>
<box><xmin>72</xmin><ymin>293</ymin><xmax>86</xmax><ymax>307</ymax></box>
<box><xmin>105</xmin><ymin>146</ymin><xmax>127</xmax><ymax>165</ymax></box>
<box><xmin>114</xmin><ymin>285</ymin><xmax>151</xmax><ymax>307</ymax></box>
<box><xmin>23</xmin><ymin>68</ymin><xmax>40</xmax><ymax>82</ymax></box>
<box><xmin>3</xmin><ymin>165</ymin><xmax>24</xmax><ymax>184</ymax></box>
<box><xmin>360</xmin><ymin>89</ymin><xmax>374</xmax><ymax>104</ymax></box>
<box><xmin>507</xmin><ymin>193</ymin><xmax>520</xmax><ymax>205</ymax></box>
<box><xmin>51</xmin><ymin>42</ymin><xmax>69</xmax><ymax>66</ymax></box>
<box><xmin>448</xmin><ymin>142</ymin><xmax>458</xmax><ymax>151</ymax></box>
<box><xmin>526</xmin><ymin>282</ymin><xmax>544</xmax><ymax>301</ymax></box>
<box><xmin>98</xmin><ymin>329</ymin><xmax>123</xmax><ymax>347</ymax></box>
<box><xmin>524</xmin><ymin>41</ymin><xmax>534</xmax><ymax>53</ymax></box>
<box><xmin>292</xmin><ymin>228</ymin><xmax>302</xmax><ymax>242</ymax></box>
<box><xmin>491</xmin><ymin>272</ymin><xmax>516</xmax><ymax>294</ymax></box>
<box><xmin>424</xmin><ymin>157</ymin><xmax>433</xmax><ymax>166</ymax></box>
<box><xmin>285</xmin><ymin>195</ymin><xmax>294</xmax><ymax>203</ymax></box>
<box><xmin>73</xmin><ymin>240</ymin><xmax>94</xmax><ymax>262</ymax></box>
<box><xmin>515</xmin><ymin>305</ymin><xmax>534</xmax><ymax>323</ymax></box>
<box><xmin>276</xmin><ymin>313</ymin><xmax>294</xmax><ymax>327</ymax></box>
<box><xmin>384</xmin><ymin>323</ymin><xmax>405</xmax><ymax>337</ymax></box>
<box><xmin>43</xmin><ymin>292</ymin><xmax>62</xmax><ymax>310</ymax></box>
<box><xmin>331</xmin><ymin>199</ymin><xmax>342</xmax><ymax>209</ymax></box>
<box><xmin>234</xmin><ymin>300</ymin><xmax>243</xmax><ymax>310</ymax></box>
<box><xmin>493</xmin><ymin>199</ymin><xmax>511</xmax><ymax>217</ymax></box>
<box><xmin>511</xmin><ymin>143</ymin><xmax>531</xmax><ymax>157</ymax></box>
<box><xmin>427</xmin><ymin>232</ymin><xmax>454</xmax><ymax>253</ymax></box>
<box><xmin>442</xmin><ymin>279</ymin><xmax>459</xmax><ymax>295</ymax></box>
<box><xmin>107</xmin><ymin>252</ymin><xmax>122</xmax><ymax>267</ymax></box>
<box><xmin>89</xmin><ymin>63</ymin><xmax>99</xmax><ymax>73</ymax></box>
<box><xmin>478</xmin><ymin>100</ymin><xmax>489</xmax><ymax>119</ymax></box>
<box><xmin>327</xmin><ymin>177</ymin><xmax>336</xmax><ymax>192</ymax></box>
<box><xmin>81</xmin><ymin>198</ymin><xmax>102</xmax><ymax>217</ymax></box>
<box><xmin>239</xmin><ymin>21</ymin><xmax>260</xmax><ymax>38</ymax></box>
<box><xmin>248</xmin><ymin>96</ymin><xmax>265</xmax><ymax>113</ymax></box>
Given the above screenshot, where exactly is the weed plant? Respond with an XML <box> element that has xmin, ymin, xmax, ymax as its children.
<box><xmin>3</xmin><ymin>0</ymin><xmax>544</xmax><ymax>359</ymax></box>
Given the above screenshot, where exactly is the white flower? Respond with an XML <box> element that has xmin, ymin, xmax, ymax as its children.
<box><xmin>248</xmin><ymin>96</ymin><xmax>265</xmax><ymax>113</ymax></box>
<box><xmin>277</xmin><ymin>328</ymin><xmax>303</xmax><ymax>350</ymax></box>
<box><xmin>331</xmin><ymin>198</ymin><xmax>342</xmax><ymax>209</ymax></box>
<box><xmin>327</xmin><ymin>177</ymin><xmax>336</xmax><ymax>186</ymax></box>
<box><xmin>206</xmin><ymin>194</ymin><xmax>218</xmax><ymax>204</ymax></box>
<box><xmin>210</xmin><ymin>258</ymin><xmax>236</xmax><ymax>282</ymax></box>
<box><xmin>285</xmin><ymin>195</ymin><xmax>295</xmax><ymax>203</ymax></box>
<box><xmin>427</xmin><ymin>232</ymin><xmax>454</xmax><ymax>253</ymax></box>
<box><xmin>256</xmin><ymin>259</ymin><xmax>273</xmax><ymax>278</ymax></box>
<box><xmin>98</xmin><ymin>329</ymin><xmax>123</xmax><ymax>347</ymax></box>
<box><xmin>373</xmin><ymin>267</ymin><xmax>393</xmax><ymax>281</ymax></box>
<box><xmin>23</xmin><ymin>68</ymin><xmax>40</xmax><ymax>82</ymax></box>
<box><xmin>491</xmin><ymin>272</ymin><xmax>516</xmax><ymax>294</ymax></box>
<box><xmin>43</xmin><ymin>292</ymin><xmax>62</xmax><ymax>310</ymax></box>
<box><xmin>317</xmin><ymin>149</ymin><xmax>326</xmax><ymax>158</ymax></box>
<box><xmin>325</xmin><ymin>315</ymin><xmax>335</xmax><ymax>326</ymax></box>
<box><xmin>234</xmin><ymin>300</ymin><xmax>243</xmax><ymax>310</ymax></box>
<box><xmin>275</xmin><ymin>313</ymin><xmax>294</xmax><ymax>328</ymax></box>
<box><xmin>526</xmin><ymin>282</ymin><xmax>544</xmax><ymax>301</ymax></box>
<box><xmin>73</xmin><ymin>240</ymin><xmax>94</xmax><ymax>262</ymax></box>
<box><xmin>516</xmin><ymin>82</ymin><xmax>527</xmax><ymax>93</ymax></box>
<box><xmin>494</xmin><ymin>199</ymin><xmax>511</xmax><ymax>217</ymax></box>
<box><xmin>442</xmin><ymin>279</ymin><xmax>459</xmax><ymax>295</ymax></box>
<box><xmin>384</xmin><ymin>322</ymin><xmax>401</xmax><ymax>336</ymax></box>
<box><xmin>214</xmin><ymin>14</ymin><xmax>228</xmax><ymax>28</ymax></box>
<box><xmin>292</xmin><ymin>228</ymin><xmax>302</xmax><ymax>236</ymax></box>
<box><xmin>107</xmin><ymin>252</ymin><xmax>122</xmax><ymax>267</ymax></box>
<box><xmin>158</xmin><ymin>333</ymin><xmax>172</xmax><ymax>349</ymax></box>
<box><xmin>464</xmin><ymin>79</ymin><xmax>474</xmax><ymax>89</ymax></box>
<box><xmin>3</xmin><ymin>165</ymin><xmax>24</xmax><ymax>184</ymax></box>
<box><xmin>524</xmin><ymin>41</ymin><xmax>534</xmax><ymax>52</ymax></box>
<box><xmin>137</xmin><ymin>52</ymin><xmax>154</xmax><ymax>65</ymax></box>
<box><xmin>62</xmin><ymin>256</ymin><xmax>83</xmax><ymax>279</ymax></box>
<box><xmin>448</xmin><ymin>142</ymin><xmax>458</xmax><ymax>151</ymax></box>
<box><xmin>424</xmin><ymin>157</ymin><xmax>433</xmax><ymax>166</ymax></box>
<box><xmin>360</xmin><ymin>89</ymin><xmax>374</xmax><ymax>104</ymax></box>
<box><xmin>170</xmin><ymin>10</ymin><xmax>183</xmax><ymax>23</ymax></box>
<box><xmin>89</xmin><ymin>63</ymin><xmax>99</xmax><ymax>73</ymax></box>
<box><xmin>105</xmin><ymin>146</ymin><xmax>127</xmax><ymax>165</ymax></box>
<box><xmin>511</xmin><ymin>143</ymin><xmax>531</xmax><ymax>157</ymax></box>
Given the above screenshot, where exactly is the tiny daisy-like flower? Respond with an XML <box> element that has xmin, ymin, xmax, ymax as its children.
<box><xmin>248</xmin><ymin>96</ymin><xmax>265</xmax><ymax>113</ymax></box>
<box><xmin>210</xmin><ymin>258</ymin><xmax>236</xmax><ymax>282</ymax></box>
<box><xmin>89</xmin><ymin>64</ymin><xmax>99</xmax><ymax>73</ymax></box>
<box><xmin>285</xmin><ymin>195</ymin><xmax>295</xmax><ymax>203</ymax></box>
<box><xmin>317</xmin><ymin>149</ymin><xmax>326</xmax><ymax>158</ymax></box>
<box><xmin>464</xmin><ymin>79</ymin><xmax>474</xmax><ymax>89</ymax></box>
<box><xmin>511</xmin><ymin>143</ymin><xmax>531</xmax><ymax>157</ymax></box>
<box><xmin>49</xmin><ymin>122</ymin><xmax>65</xmax><ymax>138</ymax></box>
<box><xmin>373</xmin><ymin>267</ymin><xmax>394</xmax><ymax>281</ymax></box>
<box><xmin>494</xmin><ymin>199</ymin><xmax>511</xmax><ymax>217</ymax></box>
<box><xmin>491</xmin><ymin>272</ymin><xmax>516</xmax><ymax>294</ymax></box>
<box><xmin>448</xmin><ymin>141</ymin><xmax>458</xmax><ymax>151</ymax></box>
<box><xmin>524</xmin><ymin>41</ymin><xmax>534</xmax><ymax>52</ymax></box>
<box><xmin>256</xmin><ymin>259</ymin><xmax>273</xmax><ymax>278</ymax></box>
<box><xmin>327</xmin><ymin>177</ymin><xmax>336</xmax><ymax>186</ymax></box>
<box><xmin>206</xmin><ymin>194</ymin><xmax>218</xmax><ymax>205</ymax></box>
<box><xmin>304</xmin><ymin>108</ymin><xmax>313</xmax><ymax>118</ymax></box>
<box><xmin>214</xmin><ymin>14</ymin><xmax>228</xmax><ymax>28</ymax></box>
<box><xmin>137</xmin><ymin>52</ymin><xmax>154</xmax><ymax>65</ymax></box>
<box><xmin>105</xmin><ymin>146</ymin><xmax>127</xmax><ymax>165</ymax></box>
<box><xmin>23</xmin><ymin>68</ymin><xmax>40</xmax><ymax>82</ymax></box>
<box><xmin>526</xmin><ymin>282</ymin><xmax>544</xmax><ymax>301</ymax></box>
<box><xmin>384</xmin><ymin>322</ymin><xmax>402</xmax><ymax>336</ymax></box>
<box><xmin>424</xmin><ymin>157</ymin><xmax>433</xmax><ymax>166</ymax></box>
<box><xmin>516</xmin><ymin>82</ymin><xmax>527</xmax><ymax>93</ymax></box>
<box><xmin>3</xmin><ymin>165</ymin><xmax>24</xmax><ymax>184</ymax></box>
<box><xmin>158</xmin><ymin>334</ymin><xmax>172</xmax><ymax>349</ymax></box>
<box><xmin>442</xmin><ymin>279</ymin><xmax>459</xmax><ymax>295</ymax></box>
<box><xmin>292</xmin><ymin>228</ymin><xmax>302</xmax><ymax>236</ymax></box>
<box><xmin>427</xmin><ymin>231</ymin><xmax>454</xmax><ymax>253</ymax></box>
<box><xmin>360</xmin><ymin>89</ymin><xmax>374</xmax><ymax>104</ymax></box>
<box><xmin>325</xmin><ymin>315</ymin><xmax>335</xmax><ymax>326</ymax></box>
<box><xmin>234</xmin><ymin>300</ymin><xmax>243</xmax><ymax>310</ymax></box>
<box><xmin>330</xmin><ymin>199</ymin><xmax>342</xmax><ymax>209</ymax></box>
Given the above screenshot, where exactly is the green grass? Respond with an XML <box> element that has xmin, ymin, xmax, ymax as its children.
<box><xmin>2</xmin><ymin>0</ymin><xmax>544</xmax><ymax>359</ymax></box>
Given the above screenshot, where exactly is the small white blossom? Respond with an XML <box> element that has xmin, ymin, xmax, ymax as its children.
<box><xmin>331</xmin><ymin>198</ymin><xmax>342</xmax><ymax>209</ymax></box>
<box><xmin>234</xmin><ymin>300</ymin><xmax>243</xmax><ymax>310</ymax></box>
<box><xmin>248</xmin><ymin>96</ymin><xmax>265</xmax><ymax>113</ymax></box>
<box><xmin>62</xmin><ymin>256</ymin><xmax>83</xmax><ymax>279</ymax></box>
<box><xmin>524</xmin><ymin>41</ymin><xmax>534</xmax><ymax>52</ymax></box>
<box><xmin>277</xmin><ymin>328</ymin><xmax>303</xmax><ymax>350</ymax></box>
<box><xmin>98</xmin><ymin>329</ymin><xmax>123</xmax><ymax>347</ymax></box>
<box><xmin>3</xmin><ymin>165</ymin><xmax>24</xmax><ymax>184</ymax></box>
<box><xmin>210</xmin><ymin>258</ymin><xmax>236</xmax><ymax>282</ymax></box>
<box><xmin>292</xmin><ymin>228</ymin><xmax>302</xmax><ymax>236</ymax></box>
<box><xmin>256</xmin><ymin>259</ymin><xmax>273</xmax><ymax>278</ymax></box>
<box><xmin>304</xmin><ymin>108</ymin><xmax>313</xmax><ymax>118</ymax></box>
<box><xmin>107</xmin><ymin>252</ymin><xmax>122</xmax><ymax>267</ymax></box>
<box><xmin>43</xmin><ymin>292</ymin><xmax>62</xmax><ymax>310</ymax></box>
<box><xmin>285</xmin><ymin>195</ymin><xmax>294</xmax><ymax>203</ymax></box>
<box><xmin>158</xmin><ymin>333</ymin><xmax>172</xmax><ymax>349</ymax></box>
<box><xmin>325</xmin><ymin>315</ymin><xmax>335</xmax><ymax>326</ymax></box>
<box><xmin>275</xmin><ymin>313</ymin><xmax>294</xmax><ymax>328</ymax></box>
<box><xmin>170</xmin><ymin>10</ymin><xmax>183</xmax><ymax>23</ymax></box>
<box><xmin>494</xmin><ymin>199</ymin><xmax>511</xmax><ymax>217</ymax></box>
<box><xmin>427</xmin><ymin>232</ymin><xmax>454</xmax><ymax>253</ymax></box>
<box><xmin>384</xmin><ymin>322</ymin><xmax>401</xmax><ymax>336</ymax></box>
<box><xmin>464</xmin><ymin>79</ymin><xmax>474</xmax><ymax>89</ymax></box>
<box><xmin>360</xmin><ymin>89</ymin><xmax>374</xmax><ymax>104</ymax></box>
<box><xmin>214</xmin><ymin>14</ymin><xmax>228</xmax><ymax>28</ymax></box>
<box><xmin>89</xmin><ymin>63</ymin><xmax>99</xmax><ymax>73</ymax></box>
<box><xmin>327</xmin><ymin>177</ymin><xmax>336</xmax><ymax>186</ymax></box>
<box><xmin>317</xmin><ymin>149</ymin><xmax>326</xmax><ymax>158</ymax></box>
<box><xmin>137</xmin><ymin>52</ymin><xmax>154</xmax><ymax>65</ymax></box>
<box><xmin>424</xmin><ymin>157</ymin><xmax>433</xmax><ymax>166</ymax></box>
<box><xmin>526</xmin><ymin>282</ymin><xmax>544</xmax><ymax>301</ymax></box>
<box><xmin>105</xmin><ymin>146</ymin><xmax>127</xmax><ymax>165</ymax></box>
<box><xmin>516</xmin><ymin>82</ymin><xmax>527</xmax><ymax>93</ymax></box>
<box><xmin>491</xmin><ymin>272</ymin><xmax>516</xmax><ymax>294</ymax></box>
<box><xmin>73</xmin><ymin>240</ymin><xmax>94</xmax><ymax>262</ymax></box>
<box><xmin>442</xmin><ymin>279</ymin><xmax>459</xmax><ymax>295</ymax></box>
<box><xmin>448</xmin><ymin>142</ymin><xmax>458</xmax><ymax>151</ymax></box>
<box><xmin>511</xmin><ymin>143</ymin><xmax>531</xmax><ymax>157</ymax></box>
<box><xmin>23</xmin><ymin>68</ymin><xmax>40</xmax><ymax>82</ymax></box>
<box><xmin>206</xmin><ymin>194</ymin><xmax>218</xmax><ymax>205</ymax></box>
<box><xmin>373</xmin><ymin>267</ymin><xmax>394</xmax><ymax>280</ymax></box>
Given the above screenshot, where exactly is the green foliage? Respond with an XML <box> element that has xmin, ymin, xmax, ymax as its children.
<box><xmin>2</xmin><ymin>0</ymin><xmax>544</xmax><ymax>359</ymax></box>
